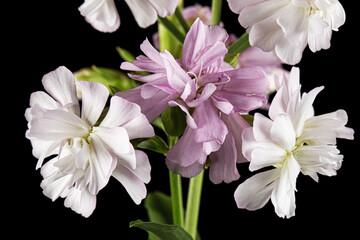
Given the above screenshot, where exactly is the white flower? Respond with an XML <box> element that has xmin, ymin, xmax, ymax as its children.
<box><xmin>234</xmin><ymin>67</ymin><xmax>354</xmax><ymax>218</ymax></box>
<box><xmin>79</xmin><ymin>0</ymin><xmax>179</xmax><ymax>32</ymax></box>
<box><xmin>227</xmin><ymin>0</ymin><xmax>346</xmax><ymax>64</ymax></box>
<box><xmin>25</xmin><ymin>66</ymin><xmax>154</xmax><ymax>217</ymax></box>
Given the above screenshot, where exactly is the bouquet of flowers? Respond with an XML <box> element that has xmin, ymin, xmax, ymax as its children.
<box><xmin>24</xmin><ymin>0</ymin><xmax>354</xmax><ymax>239</ymax></box>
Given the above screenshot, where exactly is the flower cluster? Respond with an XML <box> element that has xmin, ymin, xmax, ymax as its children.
<box><xmin>234</xmin><ymin>67</ymin><xmax>354</xmax><ymax>218</ymax></box>
<box><xmin>118</xmin><ymin>18</ymin><xmax>269</xmax><ymax>183</ymax></box>
<box><xmin>25</xmin><ymin>0</ymin><xmax>353</xmax><ymax>231</ymax></box>
<box><xmin>25</xmin><ymin>66</ymin><xmax>154</xmax><ymax>217</ymax></box>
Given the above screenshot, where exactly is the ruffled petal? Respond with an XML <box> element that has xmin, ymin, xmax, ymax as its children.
<box><xmin>76</xmin><ymin>81</ymin><xmax>109</xmax><ymax>125</ymax></box>
<box><xmin>234</xmin><ymin>168</ymin><xmax>280</xmax><ymax>211</ymax></box>
<box><xmin>271</xmin><ymin>153</ymin><xmax>300</xmax><ymax>218</ymax></box>
<box><xmin>100</xmin><ymin>96</ymin><xmax>154</xmax><ymax>139</ymax></box>
<box><xmin>124</xmin><ymin>0</ymin><xmax>157</xmax><ymax>28</ymax></box>
<box><xmin>64</xmin><ymin>187</ymin><xmax>97</xmax><ymax>218</ymax></box>
<box><xmin>79</xmin><ymin>0</ymin><xmax>120</xmax><ymax>33</ymax></box>
<box><xmin>42</xmin><ymin>66</ymin><xmax>80</xmax><ymax>115</ymax></box>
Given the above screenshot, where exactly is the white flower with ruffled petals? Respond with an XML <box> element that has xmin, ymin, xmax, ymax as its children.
<box><xmin>79</xmin><ymin>0</ymin><xmax>179</xmax><ymax>32</ymax></box>
<box><xmin>234</xmin><ymin>67</ymin><xmax>354</xmax><ymax>218</ymax></box>
<box><xmin>25</xmin><ymin>66</ymin><xmax>154</xmax><ymax>217</ymax></box>
<box><xmin>227</xmin><ymin>0</ymin><xmax>346</xmax><ymax>64</ymax></box>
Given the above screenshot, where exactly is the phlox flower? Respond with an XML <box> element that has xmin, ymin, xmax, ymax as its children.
<box><xmin>25</xmin><ymin>66</ymin><xmax>154</xmax><ymax>217</ymax></box>
<box><xmin>79</xmin><ymin>0</ymin><xmax>178</xmax><ymax>32</ymax></box>
<box><xmin>234</xmin><ymin>67</ymin><xmax>354</xmax><ymax>218</ymax></box>
<box><xmin>227</xmin><ymin>0</ymin><xmax>346</xmax><ymax>64</ymax></box>
<box><xmin>117</xmin><ymin>18</ymin><xmax>269</xmax><ymax>183</ymax></box>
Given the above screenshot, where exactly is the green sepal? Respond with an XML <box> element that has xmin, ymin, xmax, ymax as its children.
<box><xmin>242</xmin><ymin>114</ymin><xmax>254</xmax><ymax>126</ymax></box>
<box><xmin>116</xmin><ymin>46</ymin><xmax>136</xmax><ymax>62</ymax></box>
<box><xmin>161</xmin><ymin>106</ymin><xmax>187</xmax><ymax>137</ymax></box>
<box><xmin>74</xmin><ymin>65</ymin><xmax>138</xmax><ymax>95</ymax></box>
<box><xmin>130</xmin><ymin>220</ymin><xmax>192</xmax><ymax>240</ymax></box>
<box><xmin>137</xmin><ymin>136</ymin><xmax>169</xmax><ymax>155</ymax></box>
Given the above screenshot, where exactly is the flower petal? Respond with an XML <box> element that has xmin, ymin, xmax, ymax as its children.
<box><xmin>116</xmin><ymin>86</ymin><xmax>177</xmax><ymax>123</ymax></box>
<box><xmin>79</xmin><ymin>0</ymin><xmax>120</xmax><ymax>33</ymax></box>
<box><xmin>271</xmin><ymin>153</ymin><xmax>300</xmax><ymax>218</ymax></box>
<box><xmin>234</xmin><ymin>168</ymin><xmax>280</xmax><ymax>211</ymax></box>
<box><xmin>64</xmin><ymin>187</ymin><xmax>97</xmax><ymax>218</ymax></box>
<box><xmin>270</xmin><ymin>114</ymin><xmax>296</xmax><ymax>151</ymax></box>
<box><xmin>87</xmin><ymin>134</ymin><xmax>117</xmax><ymax>195</ymax></box>
<box><xmin>147</xmin><ymin>0</ymin><xmax>177</xmax><ymax>18</ymax></box>
<box><xmin>112</xmin><ymin>162</ymin><xmax>148</xmax><ymax>205</ymax></box>
<box><xmin>29</xmin><ymin>109</ymin><xmax>90</xmax><ymax>141</ymax></box>
<box><xmin>76</xmin><ymin>81</ymin><xmax>109</xmax><ymax>126</ymax></box>
<box><xmin>42</xmin><ymin>66</ymin><xmax>80</xmax><ymax>115</ymax></box>
<box><xmin>167</xmin><ymin>127</ymin><xmax>207</xmax><ymax>168</ymax></box>
<box><xmin>193</xmin><ymin>100</ymin><xmax>228</xmax><ymax>144</ymax></box>
<box><xmin>209</xmin><ymin>132</ymin><xmax>240</xmax><ymax>184</ymax></box>
<box><xmin>124</xmin><ymin>0</ymin><xmax>157</xmax><ymax>28</ymax></box>
<box><xmin>100</xmin><ymin>96</ymin><xmax>154</xmax><ymax>139</ymax></box>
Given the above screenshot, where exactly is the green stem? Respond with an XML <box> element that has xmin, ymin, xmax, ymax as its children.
<box><xmin>227</xmin><ymin>32</ymin><xmax>250</xmax><ymax>54</ymax></box>
<box><xmin>211</xmin><ymin>0</ymin><xmax>223</xmax><ymax>25</ymax></box>
<box><xmin>169</xmin><ymin>171</ymin><xmax>184</xmax><ymax>227</ymax></box>
<box><xmin>184</xmin><ymin>170</ymin><xmax>204</xmax><ymax>240</ymax></box>
<box><xmin>158</xmin><ymin>17</ymin><xmax>185</xmax><ymax>45</ymax></box>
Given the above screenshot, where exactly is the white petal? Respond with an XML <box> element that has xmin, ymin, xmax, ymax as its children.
<box><xmin>124</xmin><ymin>0</ymin><xmax>157</xmax><ymax>28</ymax></box>
<box><xmin>100</xmin><ymin>96</ymin><xmax>154</xmax><ymax>139</ymax></box>
<box><xmin>291</xmin><ymin>86</ymin><xmax>324</xmax><ymax>136</ymax></box>
<box><xmin>234</xmin><ymin>168</ymin><xmax>280</xmax><ymax>211</ymax></box>
<box><xmin>250</xmin><ymin>143</ymin><xmax>287</xmax><ymax>171</ymax></box>
<box><xmin>87</xmin><ymin>134</ymin><xmax>117</xmax><ymax>194</ymax></box>
<box><xmin>227</xmin><ymin>0</ymin><xmax>265</xmax><ymax>14</ymax></box>
<box><xmin>40</xmin><ymin>157</ymin><xmax>73</xmax><ymax>201</ymax></box>
<box><xmin>253</xmin><ymin>112</ymin><xmax>273</xmax><ymax>142</ymax></box>
<box><xmin>29</xmin><ymin>109</ymin><xmax>90</xmax><ymax>141</ymax></box>
<box><xmin>29</xmin><ymin>91</ymin><xmax>59</xmax><ymax>110</ymax></box>
<box><xmin>271</xmin><ymin>153</ymin><xmax>300</xmax><ymax>218</ymax></box>
<box><xmin>112</xmin><ymin>162</ymin><xmax>148</xmax><ymax>205</ymax></box>
<box><xmin>79</xmin><ymin>0</ymin><xmax>120</xmax><ymax>33</ymax></box>
<box><xmin>270</xmin><ymin>114</ymin><xmax>296</xmax><ymax>151</ymax></box>
<box><xmin>92</xmin><ymin>126</ymin><xmax>134</xmax><ymax>167</ymax></box>
<box><xmin>42</xmin><ymin>66</ymin><xmax>80</xmax><ymax>115</ymax></box>
<box><xmin>76</xmin><ymin>81</ymin><xmax>109</xmax><ymax>126</ymax></box>
<box><xmin>147</xmin><ymin>0</ymin><xmax>177</xmax><ymax>18</ymax></box>
<box><xmin>64</xmin><ymin>187</ymin><xmax>97</xmax><ymax>218</ymax></box>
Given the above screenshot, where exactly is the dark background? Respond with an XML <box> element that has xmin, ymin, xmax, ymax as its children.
<box><xmin>7</xmin><ymin>0</ymin><xmax>359</xmax><ymax>238</ymax></box>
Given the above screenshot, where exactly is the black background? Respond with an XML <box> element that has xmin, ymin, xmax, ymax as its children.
<box><xmin>7</xmin><ymin>0</ymin><xmax>359</xmax><ymax>238</ymax></box>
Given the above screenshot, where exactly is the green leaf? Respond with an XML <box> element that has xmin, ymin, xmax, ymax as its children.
<box><xmin>145</xmin><ymin>191</ymin><xmax>173</xmax><ymax>224</ymax></box>
<box><xmin>137</xmin><ymin>136</ymin><xmax>169</xmax><ymax>155</ymax></box>
<box><xmin>74</xmin><ymin>65</ymin><xmax>138</xmax><ymax>95</ymax></box>
<box><xmin>227</xmin><ymin>32</ymin><xmax>250</xmax><ymax>55</ymax></box>
<box><xmin>161</xmin><ymin>107</ymin><xmax>187</xmax><ymax>137</ymax></box>
<box><xmin>130</xmin><ymin>220</ymin><xmax>192</xmax><ymax>240</ymax></box>
<box><xmin>116</xmin><ymin>46</ymin><xmax>136</xmax><ymax>62</ymax></box>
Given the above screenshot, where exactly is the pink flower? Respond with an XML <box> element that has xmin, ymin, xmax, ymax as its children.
<box><xmin>118</xmin><ymin>18</ymin><xmax>269</xmax><ymax>183</ymax></box>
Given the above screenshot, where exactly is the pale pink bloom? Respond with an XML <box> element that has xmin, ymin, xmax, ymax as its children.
<box><xmin>79</xmin><ymin>0</ymin><xmax>178</xmax><ymax>32</ymax></box>
<box><xmin>227</xmin><ymin>0</ymin><xmax>346</xmax><ymax>64</ymax></box>
<box><xmin>234</xmin><ymin>67</ymin><xmax>354</xmax><ymax>218</ymax></box>
<box><xmin>25</xmin><ymin>66</ymin><xmax>154</xmax><ymax>217</ymax></box>
<box><xmin>118</xmin><ymin>18</ymin><xmax>269</xmax><ymax>183</ymax></box>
